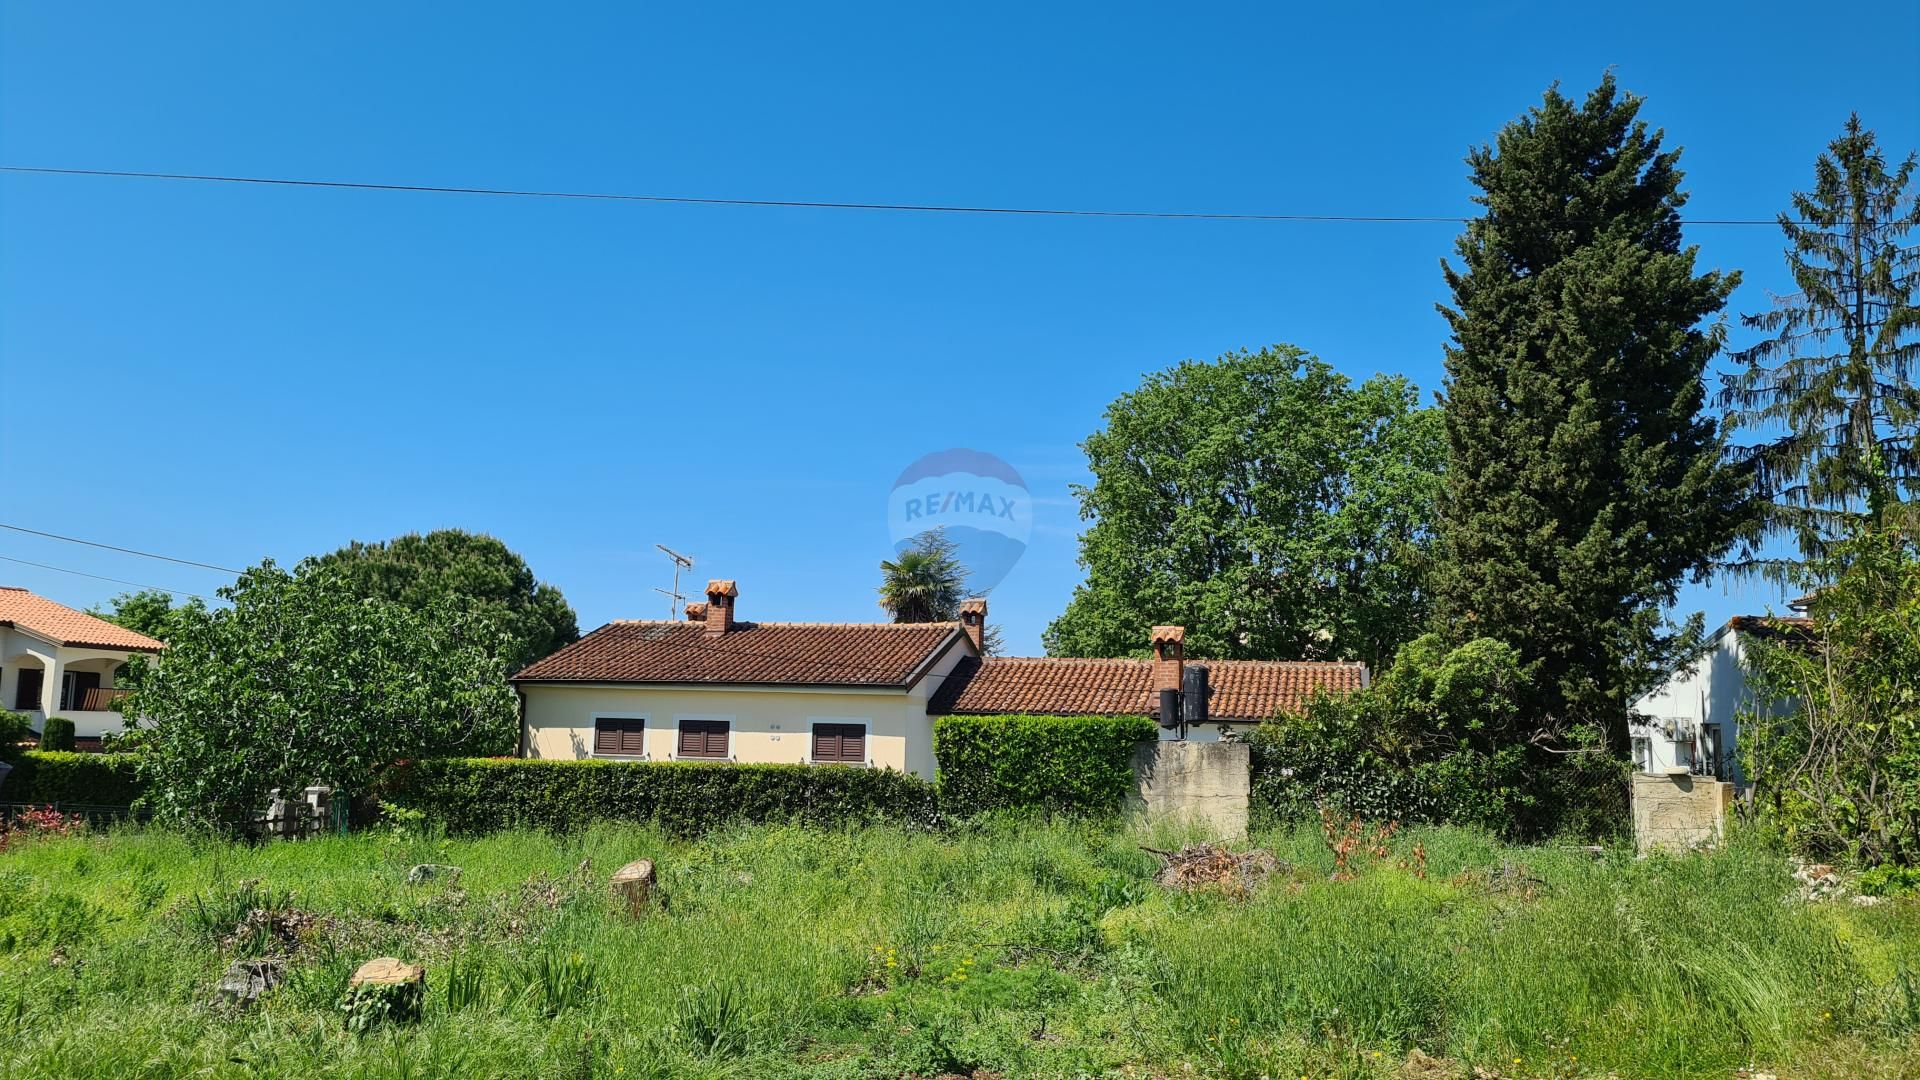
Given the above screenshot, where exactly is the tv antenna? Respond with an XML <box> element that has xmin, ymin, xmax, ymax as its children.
<box><xmin>653</xmin><ymin>544</ymin><xmax>696</xmax><ymax>618</ymax></box>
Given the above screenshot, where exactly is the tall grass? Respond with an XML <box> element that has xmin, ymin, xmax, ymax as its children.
<box><xmin>0</xmin><ymin>818</ymin><xmax>1913</xmax><ymax>1078</ymax></box>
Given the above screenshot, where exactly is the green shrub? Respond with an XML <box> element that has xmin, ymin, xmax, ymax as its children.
<box><xmin>1</xmin><ymin>751</ymin><xmax>145</xmax><ymax>806</ymax></box>
<box><xmin>1859</xmin><ymin>863</ymin><xmax>1920</xmax><ymax>897</ymax></box>
<box><xmin>0</xmin><ymin>711</ymin><xmax>32</xmax><ymax>752</ymax></box>
<box><xmin>382</xmin><ymin>758</ymin><xmax>939</xmax><ymax>834</ymax></box>
<box><xmin>934</xmin><ymin>714</ymin><xmax>1157</xmax><ymax>816</ymax></box>
<box><xmin>37</xmin><ymin>717</ymin><xmax>76</xmax><ymax>752</ymax></box>
<box><xmin>1248</xmin><ymin>634</ymin><xmax>1626</xmax><ymax>838</ymax></box>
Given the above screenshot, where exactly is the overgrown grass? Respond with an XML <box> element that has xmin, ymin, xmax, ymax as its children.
<box><xmin>1</xmin><ymin>818</ymin><xmax>1915</xmax><ymax>1078</ymax></box>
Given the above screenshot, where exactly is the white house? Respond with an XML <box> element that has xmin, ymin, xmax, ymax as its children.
<box><xmin>512</xmin><ymin>580</ymin><xmax>1367</xmax><ymax>776</ymax></box>
<box><xmin>0</xmin><ymin>586</ymin><xmax>165</xmax><ymax>743</ymax></box>
<box><xmin>1628</xmin><ymin>614</ymin><xmax>1810</xmax><ymax>785</ymax></box>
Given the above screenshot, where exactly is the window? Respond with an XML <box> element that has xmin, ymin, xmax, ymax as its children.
<box><xmin>1631</xmin><ymin>736</ymin><xmax>1651</xmax><ymax>772</ymax></box>
<box><xmin>676</xmin><ymin>718</ymin><xmax>730</xmax><ymax>759</ymax></box>
<box><xmin>1700</xmin><ymin>723</ymin><xmax>1726</xmax><ymax>780</ymax></box>
<box><xmin>593</xmin><ymin>717</ymin><xmax>647</xmax><ymax>757</ymax></box>
<box><xmin>13</xmin><ymin>668</ymin><xmax>43</xmax><ymax>712</ymax></box>
<box><xmin>811</xmin><ymin>722</ymin><xmax>866</xmax><ymax>764</ymax></box>
<box><xmin>61</xmin><ymin>671</ymin><xmax>101</xmax><ymax>712</ymax></box>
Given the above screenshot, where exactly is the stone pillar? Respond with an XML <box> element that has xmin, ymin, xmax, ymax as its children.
<box><xmin>1128</xmin><ymin>740</ymin><xmax>1250</xmax><ymax>840</ymax></box>
<box><xmin>1631</xmin><ymin>773</ymin><xmax>1735</xmax><ymax>854</ymax></box>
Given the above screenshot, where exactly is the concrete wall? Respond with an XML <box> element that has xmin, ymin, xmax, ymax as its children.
<box><xmin>1128</xmin><ymin>739</ymin><xmax>1251</xmax><ymax>840</ymax></box>
<box><xmin>1631</xmin><ymin>772</ymin><xmax>1736</xmax><ymax>854</ymax></box>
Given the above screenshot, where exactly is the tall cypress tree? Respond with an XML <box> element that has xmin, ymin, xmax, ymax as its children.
<box><xmin>1433</xmin><ymin>76</ymin><xmax>1753</xmax><ymax>749</ymax></box>
<box><xmin>1720</xmin><ymin>114</ymin><xmax>1920</xmax><ymax>582</ymax></box>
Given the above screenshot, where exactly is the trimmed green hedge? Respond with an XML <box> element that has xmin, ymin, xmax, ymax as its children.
<box><xmin>38</xmin><ymin>717</ymin><xmax>75</xmax><ymax>752</ymax></box>
<box><xmin>934</xmin><ymin>714</ymin><xmax>1157</xmax><ymax>815</ymax></box>
<box><xmin>382</xmin><ymin>758</ymin><xmax>940</xmax><ymax>835</ymax></box>
<box><xmin>0</xmin><ymin>751</ymin><xmax>144</xmax><ymax>806</ymax></box>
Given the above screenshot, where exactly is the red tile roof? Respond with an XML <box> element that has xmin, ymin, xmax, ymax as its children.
<box><xmin>0</xmin><ymin>587</ymin><xmax>165</xmax><ymax>652</ymax></box>
<box><xmin>1728</xmin><ymin>615</ymin><xmax>1814</xmax><ymax>634</ymax></box>
<box><xmin>928</xmin><ymin>655</ymin><xmax>1367</xmax><ymax>721</ymax></box>
<box><xmin>512</xmin><ymin>620</ymin><xmax>963</xmax><ymax>688</ymax></box>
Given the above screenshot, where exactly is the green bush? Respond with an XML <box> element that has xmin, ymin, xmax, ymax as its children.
<box><xmin>1</xmin><ymin>751</ymin><xmax>144</xmax><ymax>806</ymax></box>
<box><xmin>382</xmin><ymin>758</ymin><xmax>939</xmax><ymax>834</ymax></box>
<box><xmin>37</xmin><ymin>717</ymin><xmax>76</xmax><ymax>752</ymax></box>
<box><xmin>1248</xmin><ymin>634</ymin><xmax>1627</xmax><ymax>838</ymax></box>
<box><xmin>0</xmin><ymin>711</ymin><xmax>33</xmax><ymax>751</ymax></box>
<box><xmin>934</xmin><ymin>714</ymin><xmax>1157</xmax><ymax>816</ymax></box>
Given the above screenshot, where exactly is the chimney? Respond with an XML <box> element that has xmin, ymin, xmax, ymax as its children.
<box><xmin>683</xmin><ymin>601</ymin><xmax>708</xmax><ymax>622</ymax></box>
<box><xmin>1151</xmin><ymin>625</ymin><xmax>1185</xmax><ymax>729</ymax></box>
<box><xmin>958</xmin><ymin>598</ymin><xmax>987</xmax><ymax>653</ymax></box>
<box><xmin>703</xmin><ymin>580</ymin><xmax>738</xmax><ymax>636</ymax></box>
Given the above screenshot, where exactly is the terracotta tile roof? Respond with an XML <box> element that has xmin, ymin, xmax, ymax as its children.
<box><xmin>0</xmin><ymin>587</ymin><xmax>164</xmax><ymax>652</ymax></box>
<box><xmin>928</xmin><ymin>655</ymin><xmax>1367</xmax><ymax>721</ymax></box>
<box><xmin>512</xmin><ymin>620</ymin><xmax>963</xmax><ymax>688</ymax></box>
<box><xmin>1727</xmin><ymin>614</ymin><xmax>1817</xmax><ymax>646</ymax></box>
<box><xmin>1729</xmin><ymin>615</ymin><xmax>1814</xmax><ymax>634</ymax></box>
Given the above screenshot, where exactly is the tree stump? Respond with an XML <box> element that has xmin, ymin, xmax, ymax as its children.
<box><xmin>611</xmin><ymin>858</ymin><xmax>658</xmax><ymax>915</ymax></box>
<box><xmin>344</xmin><ymin>957</ymin><xmax>426</xmax><ymax>1029</ymax></box>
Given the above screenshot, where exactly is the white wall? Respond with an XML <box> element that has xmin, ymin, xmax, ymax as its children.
<box><xmin>0</xmin><ymin>628</ymin><xmax>140</xmax><ymax>739</ymax></box>
<box><xmin>1630</xmin><ymin>624</ymin><xmax>1765</xmax><ymax>784</ymax></box>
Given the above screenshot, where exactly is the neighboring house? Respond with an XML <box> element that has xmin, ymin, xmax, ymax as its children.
<box><xmin>513</xmin><ymin>580</ymin><xmax>1367</xmax><ymax>777</ymax></box>
<box><xmin>0</xmin><ymin>586</ymin><xmax>165</xmax><ymax>742</ymax></box>
<box><xmin>1628</xmin><ymin>614</ymin><xmax>1812</xmax><ymax>784</ymax></box>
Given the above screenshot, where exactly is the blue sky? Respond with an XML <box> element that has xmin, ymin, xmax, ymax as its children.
<box><xmin>2</xmin><ymin>3</ymin><xmax>1915</xmax><ymax>656</ymax></box>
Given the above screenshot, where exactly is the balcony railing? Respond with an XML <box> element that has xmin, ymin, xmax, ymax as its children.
<box><xmin>76</xmin><ymin>687</ymin><xmax>132</xmax><ymax>712</ymax></box>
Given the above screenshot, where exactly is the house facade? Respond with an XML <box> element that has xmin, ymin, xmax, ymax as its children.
<box><xmin>1628</xmin><ymin>614</ymin><xmax>1810</xmax><ymax>784</ymax></box>
<box><xmin>513</xmin><ymin>581</ymin><xmax>1368</xmax><ymax>777</ymax></box>
<box><xmin>0</xmin><ymin>586</ymin><xmax>165</xmax><ymax>741</ymax></box>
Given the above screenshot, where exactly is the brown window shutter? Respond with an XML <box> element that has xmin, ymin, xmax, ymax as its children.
<box><xmin>595</xmin><ymin>718</ymin><xmax>646</xmax><ymax>756</ymax></box>
<box><xmin>811</xmin><ymin>723</ymin><xmax>865</xmax><ymax>763</ymax></box>
<box><xmin>678</xmin><ymin>719</ymin><xmax>728</xmax><ymax>759</ymax></box>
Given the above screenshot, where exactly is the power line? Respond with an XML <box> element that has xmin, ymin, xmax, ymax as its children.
<box><xmin>0</xmin><ymin>523</ymin><xmax>243</xmax><ymax>574</ymax></box>
<box><xmin>0</xmin><ymin>165</ymin><xmax>1799</xmax><ymax>226</ymax></box>
<box><xmin>0</xmin><ymin>553</ymin><xmax>209</xmax><ymax>601</ymax></box>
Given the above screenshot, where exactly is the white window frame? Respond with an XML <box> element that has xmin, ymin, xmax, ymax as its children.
<box><xmin>669</xmin><ymin>713</ymin><xmax>736</xmax><ymax>762</ymax></box>
<box><xmin>805</xmin><ymin>716</ymin><xmax>872</xmax><ymax>767</ymax></box>
<box><xmin>589</xmin><ymin>712</ymin><xmax>651</xmax><ymax>761</ymax></box>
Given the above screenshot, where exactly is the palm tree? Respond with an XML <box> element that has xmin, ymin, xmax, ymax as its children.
<box><xmin>878</xmin><ymin>530</ymin><xmax>966</xmax><ymax>623</ymax></box>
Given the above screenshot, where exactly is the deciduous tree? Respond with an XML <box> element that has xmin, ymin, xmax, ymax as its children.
<box><xmin>312</xmin><ymin>530</ymin><xmax>578</xmax><ymax>673</ymax></box>
<box><xmin>136</xmin><ymin>560</ymin><xmax>518</xmax><ymax>828</ymax></box>
<box><xmin>1044</xmin><ymin>345</ymin><xmax>1444</xmax><ymax>670</ymax></box>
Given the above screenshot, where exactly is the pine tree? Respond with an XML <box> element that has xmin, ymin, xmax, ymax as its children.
<box><xmin>1433</xmin><ymin>76</ymin><xmax>1753</xmax><ymax>748</ymax></box>
<box><xmin>1720</xmin><ymin>115</ymin><xmax>1920</xmax><ymax>582</ymax></box>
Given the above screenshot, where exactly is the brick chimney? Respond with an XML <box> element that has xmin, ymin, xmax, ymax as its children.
<box><xmin>703</xmin><ymin>580</ymin><xmax>738</xmax><ymax>636</ymax></box>
<box><xmin>683</xmin><ymin>601</ymin><xmax>708</xmax><ymax>622</ymax></box>
<box><xmin>958</xmin><ymin>598</ymin><xmax>987</xmax><ymax>653</ymax></box>
<box><xmin>1150</xmin><ymin>625</ymin><xmax>1185</xmax><ymax>693</ymax></box>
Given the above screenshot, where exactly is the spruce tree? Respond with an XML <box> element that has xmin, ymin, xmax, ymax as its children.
<box><xmin>1720</xmin><ymin>114</ymin><xmax>1920</xmax><ymax>582</ymax></box>
<box><xmin>1433</xmin><ymin>76</ymin><xmax>1753</xmax><ymax>749</ymax></box>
